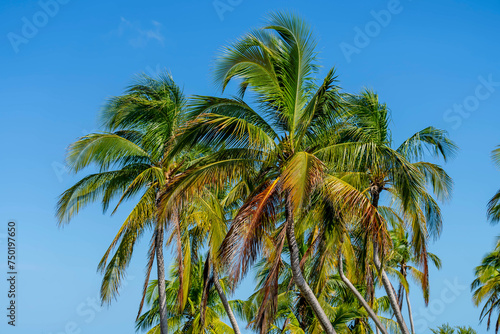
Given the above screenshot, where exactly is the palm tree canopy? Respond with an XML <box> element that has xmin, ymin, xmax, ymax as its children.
<box><xmin>56</xmin><ymin>72</ymin><xmax>196</xmax><ymax>309</ymax></box>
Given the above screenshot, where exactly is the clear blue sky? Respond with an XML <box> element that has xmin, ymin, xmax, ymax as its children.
<box><xmin>1</xmin><ymin>0</ymin><xmax>500</xmax><ymax>333</ymax></box>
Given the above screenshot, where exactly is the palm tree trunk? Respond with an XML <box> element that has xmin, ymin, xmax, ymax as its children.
<box><xmin>370</xmin><ymin>188</ymin><xmax>410</xmax><ymax>334</ymax></box>
<box><xmin>155</xmin><ymin>224</ymin><xmax>169</xmax><ymax>334</ymax></box>
<box><xmin>373</xmin><ymin>243</ymin><xmax>410</xmax><ymax>334</ymax></box>
<box><xmin>285</xmin><ymin>201</ymin><xmax>337</xmax><ymax>334</ymax></box>
<box><xmin>337</xmin><ymin>250</ymin><xmax>389</xmax><ymax>334</ymax></box>
<box><xmin>405</xmin><ymin>290</ymin><xmax>415</xmax><ymax>334</ymax></box>
<box><xmin>213</xmin><ymin>269</ymin><xmax>242</xmax><ymax>334</ymax></box>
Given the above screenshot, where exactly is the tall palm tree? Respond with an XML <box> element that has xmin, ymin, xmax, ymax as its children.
<box><xmin>160</xmin><ymin>12</ymin><xmax>384</xmax><ymax>334</ymax></box>
<box><xmin>332</xmin><ymin>90</ymin><xmax>456</xmax><ymax>334</ymax></box>
<box><xmin>57</xmin><ymin>72</ymin><xmax>192</xmax><ymax>334</ymax></box>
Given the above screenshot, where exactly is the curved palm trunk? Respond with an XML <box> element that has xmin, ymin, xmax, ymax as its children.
<box><xmin>285</xmin><ymin>202</ymin><xmax>337</xmax><ymax>334</ymax></box>
<box><xmin>371</xmin><ymin>189</ymin><xmax>410</xmax><ymax>334</ymax></box>
<box><xmin>405</xmin><ymin>290</ymin><xmax>415</xmax><ymax>334</ymax></box>
<box><xmin>373</xmin><ymin>243</ymin><xmax>410</xmax><ymax>334</ymax></box>
<box><xmin>337</xmin><ymin>251</ymin><xmax>389</xmax><ymax>334</ymax></box>
<box><xmin>155</xmin><ymin>224</ymin><xmax>169</xmax><ymax>334</ymax></box>
<box><xmin>213</xmin><ymin>269</ymin><xmax>242</xmax><ymax>334</ymax></box>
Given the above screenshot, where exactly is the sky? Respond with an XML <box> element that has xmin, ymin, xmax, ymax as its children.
<box><xmin>1</xmin><ymin>0</ymin><xmax>500</xmax><ymax>333</ymax></box>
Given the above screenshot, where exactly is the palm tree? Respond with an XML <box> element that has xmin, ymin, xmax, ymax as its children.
<box><xmin>186</xmin><ymin>187</ymin><xmax>244</xmax><ymax>334</ymax></box>
<box><xmin>455</xmin><ymin>327</ymin><xmax>478</xmax><ymax>334</ymax></box>
<box><xmin>295</xmin><ymin>194</ymin><xmax>396</xmax><ymax>334</ymax></box>
<box><xmin>160</xmin><ymin>12</ymin><xmax>385</xmax><ymax>334</ymax></box>
<box><xmin>242</xmin><ymin>236</ymin><xmax>376</xmax><ymax>334</ymax></box>
<box><xmin>472</xmin><ymin>239</ymin><xmax>500</xmax><ymax>334</ymax></box>
<box><xmin>430</xmin><ymin>324</ymin><xmax>456</xmax><ymax>334</ymax></box>
<box><xmin>430</xmin><ymin>324</ymin><xmax>477</xmax><ymax>334</ymax></box>
<box><xmin>386</xmin><ymin>229</ymin><xmax>442</xmax><ymax>334</ymax></box>
<box><xmin>57</xmin><ymin>72</ymin><xmax>192</xmax><ymax>334</ymax></box>
<box><xmin>137</xmin><ymin>256</ymin><xmax>244</xmax><ymax>333</ymax></box>
<box><xmin>472</xmin><ymin>146</ymin><xmax>500</xmax><ymax>334</ymax></box>
<box><xmin>331</xmin><ymin>90</ymin><xmax>456</xmax><ymax>334</ymax></box>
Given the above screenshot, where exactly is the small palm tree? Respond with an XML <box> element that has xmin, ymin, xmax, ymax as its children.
<box><xmin>386</xmin><ymin>228</ymin><xmax>442</xmax><ymax>334</ymax></box>
<box><xmin>185</xmin><ymin>187</ymin><xmax>244</xmax><ymax>333</ymax></box>
<box><xmin>472</xmin><ymin>146</ymin><xmax>500</xmax><ymax>334</ymax></box>
<box><xmin>472</xmin><ymin>239</ymin><xmax>500</xmax><ymax>334</ymax></box>
<box><xmin>456</xmin><ymin>327</ymin><xmax>478</xmax><ymax>334</ymax></box>
<box><xmin>430</xmin><ymin>323</ymin><xmax>477</xmax><ymax>334</ymax></box>
<box><xmin>137</xmin><ymin>256</ymin><xmax>243</xmax><ymax>334</ymax></box>
<box><xmin>430</xmin><ymin>324</ymin><xmax>456</xmax><ymax>334</ymax></box>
